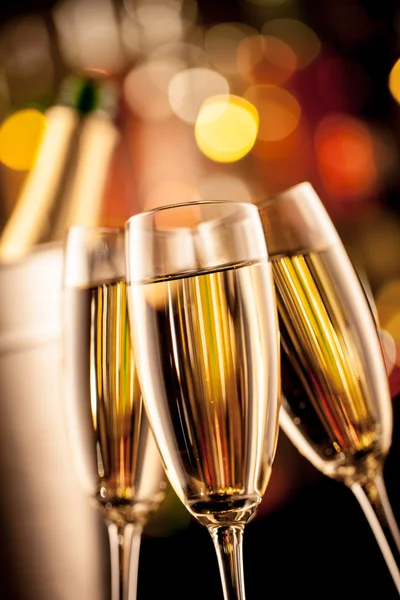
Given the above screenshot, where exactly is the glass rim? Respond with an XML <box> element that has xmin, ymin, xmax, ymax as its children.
<box><xmin>125</xmin><ymin>199</ymin><xmax>258</xmax><ymax>229</ymax></box>
<box><xmin>63</xmin><ymin>225</ymin><xmax>125</xmax><ymax>288</ymax></box>
<box><xmin>66</xmin><ymin>225</ymin><xmax>124</xmax><ymax>237</ymax></box>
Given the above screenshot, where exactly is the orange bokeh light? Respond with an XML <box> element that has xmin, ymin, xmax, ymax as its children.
<box><xmin>237</xmin><ymin>35</ymin><xmax>297</xmax><ymax>85</ymax></box>
<box><xmin>244</xmin><ymin>85</ymin><xmax>301</xmax><ymax>142</ymax></box>
<box><xmin>314</xmin><ymin>114</ymin><xmax>377</xmax><ymax>199</ymax></box>
<box><xmin>262</xmin><ymin>18</ymin><xmax>321</xmax><ymax>70</ymax></box>
<box><xmin>388</xmin><ymin>58</ymin><xmax>400</xmax><ymax>104</ymax></box>
<box><xmin>205</xmin><ymin>22</ymin><xmax>258</xmax><ymax>75</ymax></box>
<box><xmin>252</xmin><ymin>122</ymin><xmax>313</xmax><ymax>196</ymax></box>
<box><xmin>144</xmin><ymin>180</ymin><xmax>200</xmax><ymax>211</ymax></box>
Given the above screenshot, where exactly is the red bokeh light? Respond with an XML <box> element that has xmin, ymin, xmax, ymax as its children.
<box><xmin>314</xmin><ymin>113</ymin><xmax>377</xmax><ymax>201</ymax></box>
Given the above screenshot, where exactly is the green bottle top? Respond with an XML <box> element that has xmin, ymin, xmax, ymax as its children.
<box><xmin>58</xmin><ymin>74</ymin><xmax>118</xmax><ymax>117</ymax></box>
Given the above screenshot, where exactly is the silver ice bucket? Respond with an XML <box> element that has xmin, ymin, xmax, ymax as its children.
<box><xmin>0</xmin><ymin>243</ymin><xmax>108</xmax><ymax>599</ymax></box>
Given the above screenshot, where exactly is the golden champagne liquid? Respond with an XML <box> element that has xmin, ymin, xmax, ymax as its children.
<box><xmin>272</xmin><ymin>247</ymin><xmax>392</xmax><ymax>483</ymax></box>
<box><xmin>64</xmin><ymin>279</ymin><xmax>167</xmax><ymax>526</ymax></box>
<box><xmin>128</xmin><ymin>260</ymin><xmax>280</xmax><ymax>527</ymax></box>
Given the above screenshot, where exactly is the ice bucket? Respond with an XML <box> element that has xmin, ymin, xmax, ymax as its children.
<box><xmin>0</xmin><ymin>243</ymin><xmax>108</xmax><ymax>599</ymax></box>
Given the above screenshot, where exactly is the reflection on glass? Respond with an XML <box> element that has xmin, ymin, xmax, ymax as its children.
<box><xmin>126</xmin><ymin>200</ymin><xmax>281</xmax><ymax>600</ymax></box>
<box><xmin>257</xmin><ymin>182</ymin><xmax>400</xmax><ymax>594</ymax></box>
<box><xmin>63</xmin><ymin>227</ymin><xmax>167</xmax><ymax>600</ymax></box>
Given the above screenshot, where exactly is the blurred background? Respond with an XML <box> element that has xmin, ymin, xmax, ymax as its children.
<box><xmin>1</xmin><ymin>0</ymin><xmax>400</xmax><ymax>598</ymax></box>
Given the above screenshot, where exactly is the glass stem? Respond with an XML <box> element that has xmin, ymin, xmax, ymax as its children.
<box><xmin>107</xmin><ymin>522</ymin><xmax>143</xmax><ymax>600</ymax></box>
<box><xmin>350</xmin><ymin>471</ymin><xmax>400</xmax><ymax>594</ymax></box>
<box><xmin>208</xmin><ymin>525</ymin><xmax>246</xmax><ymax>600</ymax></box>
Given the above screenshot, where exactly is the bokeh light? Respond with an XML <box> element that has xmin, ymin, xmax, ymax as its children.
<box><xmin>195</xmin><ymin>95</ymin><xmax>258</xmax><ymax>163</ymax></box>
<box><xmin>374</xmin><ymin>278</ymin><xmax>400</xmax><ymax>394</ymax></box>
<box><xmin>375</xmin><ymin>280</ymin><xmax>400</xmax><ymax>331</ymax></box>
<box><xmin>120</xmin><ymin>12</ymin><xmax>142</xmax><ymax>60</ymax></box>
<box><xmin>197</xmin><ymin>174</ymin><xmax>253</xmax><ymax>203</ymax></box>
<box><xmin>0</xmin><ymin>109</ymin><xmax>46</xmax><ymax>170</ymax></box>
<box><xmin>150</xmin><ymin>41</ymin><xmax>209</xmax><ymax>69</ymax></box>
<box><xmin>144</xmin><ymin>180</ymin><xmax>200</xmax><ymax>210</ymax></box>
<box><xmin>383</xmin><ymin>316</ymin><xmax>400</xmax><ymax>368</ymax></box>
<box><xmin>389</xmin><ymin>58</ymin><xmax>400</xmax><ymax>104</ymax></box>
<box><xmin>372</xmin><ymin>126</ymin><xmax>398</xmax><ymax>186</ymax></box>
<box><xmin>244</xmin><ymin>85</ymin><xmax>301</xmax><ymax>141</ymax></box>
<box><xmin>0</xmin><ymin>0</ymin><xmax>400</xmax><ymax>596</ymax></box>
<box><xmin>0</xmin><ymin>16</ymin><xmax>54</xmax><ymax>105</ymax></box>
<box><xmin>204</xmin><ymin>22</ymin><xmax>258</xmax><ymax>75</ymax></box>
<box><xmin>54</xmin><ymin>0</ymin><xmax>124</xmax><ymax>75</ymax></box>
<box><xmin>358</xmin><ymin>216</ymin><xmax>400</xmax><ymax>285</ymax></box>
<box><xmin>314</xmin><ymin>113</ymin><xmax>377</xmax><ymax>200</ymax></box>
<box><xmin>378</xmin><ymin>329</ymin><xmax>397</xmax><ymax>376</ymax></box>
<box><xmin>168</xmin><ymin>68</ymin><xmax>229</xmax><ymax>124</ymax></box>
<box><xmin>124</xmin><ymin>59</ymin><xmax>182</xmax><ymax>121</ymax></box>
<box><xmin>262</xmin><ymin>18</ymin><xmax>321</xmax><ymax>69</ymax></box>
<box><xmin>252</xmin><ymin>127</ymin><xmax>313</xmax><ymax>196</ymax></box>
<box><xmin>375</xmin><ymin>279</ymin><xmax>400</xmax><ymax>371</ymax></box>
<box><xmin>237</xmin><ymin>35</ymin><xmax>297</xmax><ymax>85</ymax></box>
<box><xmin>134</xmin><ymin>0</ymin><xmax>196</xmax><ymax>50</ymax></box>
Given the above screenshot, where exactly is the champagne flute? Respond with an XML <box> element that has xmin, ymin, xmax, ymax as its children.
<box><xmin>257</xmin><ymin>182</ymin><xmax>400</xmax><ymax>593</ymax></box>
<box><xmin>125</xmin><ymin>201</ymin><xmax>281</xmax><ymax>600</ymax></box>
<box><xmin>62</xmin><ymin>226</ymin><xmax>167</xmax><ymax>600</ymax></box>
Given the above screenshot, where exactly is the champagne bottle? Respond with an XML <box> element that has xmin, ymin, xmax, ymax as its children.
<box><xmin>0</xmin><ymin>76</ymin><xmax>120</xmax><ymax>262</ymax></box>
